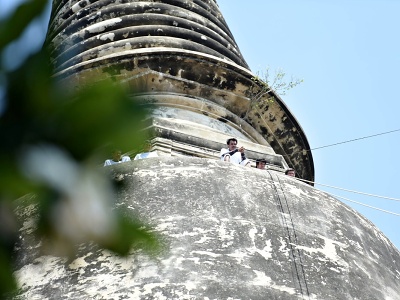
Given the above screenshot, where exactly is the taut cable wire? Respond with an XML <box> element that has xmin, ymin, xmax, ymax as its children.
<box><xmin>310</xmin><ymin>129</ymin><xmax>400</xmax><ymax>151</ymax></box>
<box><xmin>297</xmin><ymin>178</ymin><xmax>400</xmax><ymax>202</ymax></box>
<box><xmin>293</xmin><ymin>178</ymin><xmax>400</xmax><ymax>216</ymax></box>
<box><xmin>283</xmin><ymin>128</ymin><xmax>400</xmax><ymax>158</ymax></box>
<box><xmin>329</xmin><ymin>193</ymin><xmax>400</xmax><ymax>217</ymax></box>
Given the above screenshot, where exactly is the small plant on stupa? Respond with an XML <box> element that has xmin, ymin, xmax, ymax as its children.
<box><xmin>247</xmin><ymin>67</ymin><xmax>303</xmax><ymax>116</ymax></box>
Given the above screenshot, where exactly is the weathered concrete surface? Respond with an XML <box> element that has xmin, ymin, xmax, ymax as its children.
<box><xmin>13</xmin><ymin>157</ymin><xmax>400</xmax><ymax>299</ymax></box>
<box><xmin>47</xmin><ymin>0</ymin><xmax>247</xmax><ymax>69</ymax></box>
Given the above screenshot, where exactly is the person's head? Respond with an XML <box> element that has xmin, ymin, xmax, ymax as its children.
<box><xmin>112</xmin><ymin>149</ymin><xmax>122</xmax><ymax>162</ymax></box>
<box><xmin>285</xmin><ymin>168</ymin><xmax>295</xmax><ymax>177</ymax></box>
<box><xmin>256</xmin><ymin>159</ymin><xmax>267</xmax><ymax>169</ymax></box>
<box><xmin>226</xmin><ymin>138</ymin><xmax>238</xmax><ymax>151</ymax></box>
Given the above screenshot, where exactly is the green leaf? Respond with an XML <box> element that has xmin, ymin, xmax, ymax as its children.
<box><xmin>103</xmin><ymin>213</ymin><xmax>161</xmax><ymax>256</ymax></box>
<box><xmin>0</xmin><ymin>237</ymin><xmax>18</xmax><ymax>298</ymax></box>
<box><xmin>0</xmin><ymin>0</ymin><xmax>48</xmax><ymax>51</ymax></box>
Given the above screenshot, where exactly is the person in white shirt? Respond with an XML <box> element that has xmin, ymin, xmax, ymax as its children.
<box><xmin>104</xmin><ymin>149</ymin><xmax>131</xmax><ymax>166</ymax></box>
<box><xmin>220</xmin><ymin>138</ymin><xmax>251</xmax><ymax>167</ymax></box>
<box><xmin>134</xmin><ymin>152</ymin><xmax>158</xmax><ymax>160</ymax></box>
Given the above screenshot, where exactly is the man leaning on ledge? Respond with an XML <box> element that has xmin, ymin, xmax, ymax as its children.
<box><xmin>220</xmin><ymin>138</ymin><xmax>251</xmax><ymax>167</ymax></box>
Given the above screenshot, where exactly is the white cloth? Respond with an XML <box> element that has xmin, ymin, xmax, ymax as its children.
<box><xmin>104</xmin><ymin>156</ymin><xmax>131</xmax><ymax>166</ymax></box>
<box><xmin>134</xmin><ymin>152</ymin><xmax>159</xmax><ymax>160</ymax></box>
<box><xmin>220</xmin><ymin>148</ymin><xmax>250</xmax><ymax>166</ymax></box>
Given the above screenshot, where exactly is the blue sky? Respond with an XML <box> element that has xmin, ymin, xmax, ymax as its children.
<box><xmin>218</xmin><ymin>0</ymin><xmax>400</xmax><ymax>250</ymax></box>
<box><xmin>2</xmin><ymin>0</ymin><xmax>399</xmax><ymax>251</ymax></box>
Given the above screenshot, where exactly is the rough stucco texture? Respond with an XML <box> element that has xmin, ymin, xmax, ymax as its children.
<box><xmin>14</xmin><ymin>157</ymin><xmax>400</xmax><ymax>299</ymax></box>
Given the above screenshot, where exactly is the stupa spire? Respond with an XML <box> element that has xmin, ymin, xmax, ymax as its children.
<box><xmin>45</xmin><ymin>0</ymin><xmax>314</xmax><ymax>181</ymax></box>
<box><xmin>46</xmin><ymin>0</ymin><xmax>249</xmax><ymax>71</ymax></box>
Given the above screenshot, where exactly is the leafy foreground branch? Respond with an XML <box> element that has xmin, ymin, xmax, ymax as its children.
<box><xmin>0</xmin><ymin>1</ymin><xmax>160</xmax><ymax>297</ymax></box>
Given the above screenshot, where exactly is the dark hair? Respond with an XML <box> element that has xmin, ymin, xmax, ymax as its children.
<box><xmin>226</xmin><ymin>138</ymin><xmax>238</xmax><ymax>145</ymax></box>
<box><xmin>256</xmin><ymin>159</ymin><xmax>267</xmax><ymax>166</ymax></box>
<box><xmin>285</xmin><ymin>168</ymin><xmax>295</xmax><ymax>175</ymax></box>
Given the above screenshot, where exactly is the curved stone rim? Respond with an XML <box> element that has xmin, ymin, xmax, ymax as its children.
<box><xmin>53</xmin><ymin>47</ymin><xmax>314</xmax><ymax>182</ymax></box>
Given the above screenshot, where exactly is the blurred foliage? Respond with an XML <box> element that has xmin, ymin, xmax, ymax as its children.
<box><xmin>0</xmin><ymin>0</ymin><xmax>48</xmax><ymax>51</ymax></box>
<box><xmin>0</xmin><ymin>0</ymin><xmax>160</xmax><ymax>297</ymax></box>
